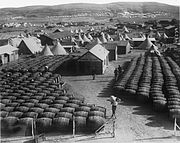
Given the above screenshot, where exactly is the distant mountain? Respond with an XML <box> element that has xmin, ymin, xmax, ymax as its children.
<box><xmin>0</xmin><ymin>2</ymin><xmax>179</xmax><ymax>18</ymax></box>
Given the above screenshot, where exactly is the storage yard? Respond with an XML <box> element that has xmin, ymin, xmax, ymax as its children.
<box><xmin>0</xmin><ymin>1</ymin><xmax>180</xmax><ymax>143</ymax></box>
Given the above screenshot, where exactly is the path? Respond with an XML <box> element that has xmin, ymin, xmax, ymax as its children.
<box><xmin>61</xmin><ymin>60</ymin><xmax>180</xmax><ymax>143</ymax></box>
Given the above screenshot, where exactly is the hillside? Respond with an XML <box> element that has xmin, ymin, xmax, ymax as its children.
<box><xmin>0</xmin><ymin>2</ymin><xmax>179</xmax><ymax>18</ymax></box>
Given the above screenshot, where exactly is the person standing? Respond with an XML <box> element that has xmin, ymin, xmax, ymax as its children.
<box><xmin>92</xmin><ymin>68</ymin><xmax>96</xmax><ymax>80</ymax></box>
<box><xmin>114</xmin><ymin>68</ymin><xmax>119</xmax><ymax>81</ymax></box>
<box><xmin>108</xmin><ymin>95</ymin><xmax>121</xmax><ymax>118</ymax></box>
<box><xmin>118</xmin><ymin>65</ymin><xmax>123</xmax><ymax>74</ymax></box>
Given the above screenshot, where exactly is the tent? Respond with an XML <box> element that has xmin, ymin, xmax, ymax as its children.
<box><xmin>147</xmin><ymin>45</ymin><xmax>161</xmax><ymax>56</ymax></box>
<box><xmin>138</xmin><ymin>37</ymin><xmax>154</xmax><ymax>50</ymax></box>
<box><xmin>101</xmin><ymin>32</ymin><xmax>107</xmax><ymax>43</ymax></box>
<box><xmin>124</xmin><ymin>34</ymin><xmax>131</xmax><ymax>40</ymax></box>
<box><xmin>106</xmin><ymin>34</ymin><xmax>113</xmax><ymax>41</ymax></box>
<box><xmin>41</xmin><ymin>44</ymin><xmax>53</xmax><ymax>56</ymax></box>
<box><xmin>51</xmin><ymin>42</ymin><xmax>69</xmax><ymax>55</ymax></box>
<box><xmin>122</xmin><ymin>26</ymin><xmax>129</xmax><ymax>33</ymax></box>
<box><xmin>83</xmin><ymin>34</ymin><xmax>91</xmax><ymax>43</ymax></box>
<box><xmin>95</xmin><ymin>37</ymin><xmax>102</xmax><ymax>44</ymax></box>
<box><xmin>87</xmin><ymin>33</ymin><xmax>93</xmax><ymax>41</ymax></box>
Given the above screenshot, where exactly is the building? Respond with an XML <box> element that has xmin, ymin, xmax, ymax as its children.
<box><xmin>164</xmin><ymin>25</ymin><xmax>176</xmax><ymax>37</ymax></box>
<box><xmin>116</xmin><ymin>41</ymin><xmax>131</xmax><ymax>55</ymax></box>
<box><xmin>18</xmin><ymin>38</ymin><xmax>42</xmax><ymax>55</ymax></box>
<box><xmin>77</xmin><ymin>44</ymin><xmax>109</xmax><ymax>75</ymax></box>
<box><xmin>0</xmin><ymin>33</ymin><xmax>16</xmax><ymax>46</ymax></box>
<box><xmin>60</xmin><ymin>38</ymin><xmax>77</xmax><ymax>53</ymax></box>
<box><xmin>103</xmin><ymin>42</ymin><xmax>118</xmax><ymax>61</ymax></box>
<box><xmin>0</xmin><ymin>44</ymin><xmax>18</xmax><ymax>65</ymax></box>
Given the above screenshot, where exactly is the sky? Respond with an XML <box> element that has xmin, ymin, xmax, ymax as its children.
<box><xmin>0</xmin><ymin>0</ymin><xmax>179</xmax><ymax>8</ymax></box>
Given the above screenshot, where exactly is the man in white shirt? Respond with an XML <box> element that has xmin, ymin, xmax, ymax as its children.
<box><xmin>108</xmin><ymin>95</ymin><xmax>121</xmax><ymax>118</ymax></box>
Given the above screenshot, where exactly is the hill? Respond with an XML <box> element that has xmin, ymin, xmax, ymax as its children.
<box><xmin>0</xmin><ymin>2</ymin><xmax>179</xmax><ymax>18</ymax></box>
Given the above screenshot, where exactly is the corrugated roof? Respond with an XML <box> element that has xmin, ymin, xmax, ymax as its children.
<box><xmin>20</xmin><ymin>38</ymin><xmax>42</xmax><ymax>54</ymax></box>
<box><xmin>89</xmin><ymin>44</ymin><xmax>109</xmax><ymax>61</ymax></box>
<box><xmin>0</xmin><ymin>44</ymin><xmax>18</xmax><ymax>55</ymax></box>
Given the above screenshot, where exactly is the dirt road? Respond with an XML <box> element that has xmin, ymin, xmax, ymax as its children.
<box><xmin>61</xmin><ymin>60</ymin><xmax>180</xmax><ymax>143</ymax></box>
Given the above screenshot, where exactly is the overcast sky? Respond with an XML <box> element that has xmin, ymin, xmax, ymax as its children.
<box><xmin>0</xmin><ymin>0</ymin><xmax>179</xmax><ymax>8</ymax></box>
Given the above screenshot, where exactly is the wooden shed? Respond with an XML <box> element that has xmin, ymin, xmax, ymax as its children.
<box><xmin>77</xmin><ymin>44</ymin><xmax>109</xmax><ymax>75</ymax></box>
<box><xmin>103</xmin><ymin>42</ymin><xmax>118</xmax><ymax>61</ymax></box>
<box><xmin>0</xmin><ymin>44</ymin><xmax>19</xmax><ymax>65</ymax></box>
<box><xmin>116</xmin><ymin>41</ymin><xmax>131</xmax><ymax>55</ymax></box>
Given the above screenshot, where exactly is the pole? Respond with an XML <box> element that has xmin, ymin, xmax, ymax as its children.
<box><xmin>174</xmin><ymin>118</ymin><xmax>176</xmax><ymax>136</ymax></box>
<box><xmin>32</xmin><ymin>118</ymin><xmax>34</xmax><ymax>139</ymax></box>
<box><xmin>73</xmin><ymin>114</ymin><xmax>75</xmax><ymax>138</ymax></box>
<box><xmin>112</xmin><ymin>119</ymin><xmax>115</xmax><ymax>138</ymax></box>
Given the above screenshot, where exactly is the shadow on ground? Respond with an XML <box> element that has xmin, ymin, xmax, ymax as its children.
<box><xmin>97</xmin><ymin>79</ymin><xmax>116</xmax><ymax>98</ymax></box>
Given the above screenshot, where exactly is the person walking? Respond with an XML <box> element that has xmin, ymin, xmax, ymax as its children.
<box><xmin>108</xmin><ymin>95</ymin><xmax>121</xmax><ymax>118</ymax></box>
<box><xmin>92</xmin><ymin>68</ymin><xmax>96</xmax><ymax>80</ymax></box>
<box><xmin>114</xmin><ymin>68</ymin><xmax>119</xmax><ymax>81</ymax></box>
<box><xmin>118</xmin><ymin>65</ymin><xmax>123</xmax><ymax>74</ymax></box>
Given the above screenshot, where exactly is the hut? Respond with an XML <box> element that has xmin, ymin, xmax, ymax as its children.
<box><xmin>41</xmin><ymin>44</ymin><xmax>53</xmax><ymax>56</ymax></box>
<box><xmin>103</xmin><ymin>42</ymin><xmax>118</xmax><ymax>61</ymax></box>
<box><xmin>51</xmin><ymin>41</ymin><xmax>69</xmax><ymax>55</ymax></box>
<box><xmin>116</xmin><ymin>41</ymin><xmax>131</xmax><ymax>55</ymax></box>
<box><xmin>77</xmin><ymin>44</ymin><xmax>109</xmax><ymax>75</ymax></box>
<box><xmin>60</xmin><ymin>37</ymin><xmax>77</xmax><ymax>53</ymax></box>
<box><xmin>18</xmin><ymin>38</ymin><xmax>42</xmax><ymax>55</ymax></box>
<box><xmin>0</xmin><ymin>44</ymin><xmax>19</xmax><ymax>65</ymax></box>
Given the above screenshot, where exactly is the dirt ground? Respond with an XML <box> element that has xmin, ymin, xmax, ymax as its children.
<box><xmin>51</xmin><ymin>51</ymin><xmax>180</xmax><ymax>143</ymax></box>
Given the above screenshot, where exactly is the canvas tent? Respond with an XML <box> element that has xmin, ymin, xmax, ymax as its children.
<box><xmin>138</xmin><ymin>37</ymin><xmax>154</xmax><ymax>50</ymax></box>
<box><xmin>146</xmin><ymin>45</ymin><xmax>161</xmax><ymax>56</ymax></box>
<box><xmin>41</xmin><ymin>44</ymin><xmax>53</xmax><ymax>56</ymax></box>
<box><xmin>51</xmin><ymin>41</ymin><xmax>69</xmax><ymax>55</ymax></box>
<box><xmin>101</xmin><ymin>32</ymin><xmax>107</xmax><ymax>43</ymax></box>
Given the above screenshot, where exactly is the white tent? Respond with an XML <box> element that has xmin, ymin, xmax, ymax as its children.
<box><xmin>101</xmin><ymin>32</ymin><xmax>107</xmax><ymax>43</ymax></box>
<box><xmin>95</xmin><ymin>37</ymin><xmax>102</xmax><ymax>44</ymax></box>
<box><xmin>51</xmin><ymin>42</ymin><xmax>68</xmax><ymax>55</ymax></box>
<box><xmin>41</xmin><ymin>44</ymin><xmax>54</xmax><ymax>56</ymax></box>
<box><xmin>147</xmin><ymin>45</ymin><xmax>161</xmax><ymax>56</ymax></box>
<box><xmin>87</xmin><ymin>33</ymin><xmax>93</xmax><ymax>40</ymax></box>
<box><xmin>123</xmin><ymin>26</ymin><xmax>129</xmax><ymax>33</ymax></box>
<box><xmin>83</xmin><ymin>34</ymin><xmax>91</xmax><ymax>43</ymax></box>
<box><xmin>138</xmin><ymin>37</ymin><xmax>154</xmax><ymax>50</ymax></box>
